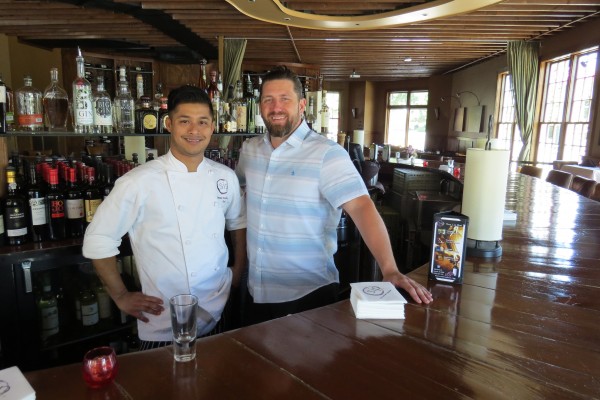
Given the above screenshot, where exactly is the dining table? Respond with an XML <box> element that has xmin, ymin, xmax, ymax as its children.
<box><xmin>24</xmin><ymin>173</ymin><xmax>600</xmax><ymax>399</ymax></box>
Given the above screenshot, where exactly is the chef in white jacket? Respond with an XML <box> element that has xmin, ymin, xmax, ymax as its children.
<box><xmin>83</xmin><ymin>85</ymin><xmax>246</xmax><ymax>349</ymax></box>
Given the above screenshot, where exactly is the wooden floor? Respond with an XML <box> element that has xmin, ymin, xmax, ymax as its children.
<box><xmin>24</xmin><ymin>173</ymin><xmax>600</xmax><ymax>399</ymax></box>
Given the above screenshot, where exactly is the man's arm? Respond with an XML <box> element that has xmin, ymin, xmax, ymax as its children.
<box><xmin>228</xmin><ymin>228</ymin><xmax>247</xmax><ymax>288</ymax></box>
<box><xmin>342</xmin><ymin>195</ymin><xmax>433</xmax><ymax>304</ymax></box>
<box><xmin>92</xmin><ymin>256</ymin><xmax>164</xmax><ymax>322</ymax></box>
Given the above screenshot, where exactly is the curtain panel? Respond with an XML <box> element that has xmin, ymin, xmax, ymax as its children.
<box><xmin>507</xmin><ymin>40</ymin><xmax>540</xmax><ymax>161</ymax></box>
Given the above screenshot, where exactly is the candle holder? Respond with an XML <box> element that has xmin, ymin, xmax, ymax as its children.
<box><xmin>82</xmin><ymin>346</ymin><xmax>118</xmax><ymax>389</ymax></box>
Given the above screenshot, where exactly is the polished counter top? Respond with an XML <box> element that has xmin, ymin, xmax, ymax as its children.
<box><xmin>24</xmin><ymin>174</ymin><xmax>600</xmax><ymax>399</ymax></box>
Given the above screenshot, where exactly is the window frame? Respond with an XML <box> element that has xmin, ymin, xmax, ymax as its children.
<box><xmin>385</xmin><ymin>90</ymin><xmax>429</xmax><ymax>149</ymax></box>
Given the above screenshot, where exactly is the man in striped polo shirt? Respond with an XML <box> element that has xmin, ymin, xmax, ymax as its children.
<box><xmin>236</xmin><ymin>66</ymin><xmax>432</xmax><ymax>325</ymax></box>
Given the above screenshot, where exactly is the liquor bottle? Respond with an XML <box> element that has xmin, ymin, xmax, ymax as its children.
<box><xmin>245</xmin><ymin>74</ymin><xmax>256</xmax><ymax>134</ymax></box>
<box><xmin>72</xmin><ymin>48</ymin><xmax>94</xmax><ymax>133</ymax></box>
<box><xmin>198</xmin><ymin>61</ymin><xmax>208</xmax><ymax>92</ymax></box>
<box><xmin>158</xmin><ymin>97</ymin><xmax>169</xmax><ymax>134</ymax></box>
<box><xmin>135</xmin><ymin>96</ymin><xmax>158</xmax><ymax>134</ymax></box>
<box><xmin>153</xmin><ymin>82</ymin><xmax>163</xmax><ymax>111</ymax></box>
<box><xmin>207</xmin><ymin>70</ymin><xmax>221</xmax><ymax>131</ymax></box>
<box><xmin>26</xmin><ymin>164</ymin><xmax>49</xmax><ymax>242</ymax></box>
<box><xmin>64</xmin><ymin>167</ymin><xmax>85</xmax><ymax>238</ymax></box>
<box><xmin>232</xmin><ymin>80</ymin><xmax>247</xmax><ymax>132</ymax></box>
<box><xmin>46</xmin><ymin>168</ymin><xmax>66</xmax><ymax>240</ymax></box>
<box><xmin>38</xmin><ymin>273</ymin><xmax>59</xmax><ymax>341</ymax></box>
<box><xmin>0</xmin><ymin>72</ymin><xmax>7</xmax><ymax>133</ymax></box>
<box><xmin>320</xmin><ymin>90</ymin><xmax>330</xmax><ymax>134</ymax></box>
<box><xmin>3</xmin><ymin>166</ymin><xmax>29</xmax><ymax>245</ymax></box>
<box><xmin>101</xmin><ymin>163</ymin><xmax>115</xmax><ymax>199</ymax></box>
<box><xmin>79</xmin><ymin>288</ymin><xmax>99</xmax><ymax>327</ymax></box>
<box><xmin>255</xmin><ymin>78</ymin><xmax>266</xmax><ymax>134</ymax></box>
<box><xmin>83</xmin><ymin>166</ymin><xmax>102</xmax><ymax>224</ymax></box>
<box><xmin>134</xmin><ymin>73</ymin><xmax>144</xmax><ymax>120</ymax></box>
<box><xmin>305</xmin><ymin>96</ymin><xmax>316</xmax><ymax>130</ymax></box>
<box><xmin>92</xmin><ymin>75</ymin><xmax>113</xmax><ymax>134</ymax></box>
<box><xmin>113</xmin><ymin>66</ymin><xmax>135</xmax><ymax>133</ymax></box>
<box><xmin>42</xmin><ymin>67</ymin><xmax>69</xmax><ymax>131</ymax></box>
<box><xmin>93</xmin><ymin>278</ymin><xmax>112</xmax><ymax>320</ymax></box>
<box><xmin>15</xmin><ymin>75</ymin><xmax>44</xmax><ymax>131</ymax></box>
<box><xmin>222</xmin><ymin>103</ymin><xmax>237</xmax><ymax>133</ymax></box>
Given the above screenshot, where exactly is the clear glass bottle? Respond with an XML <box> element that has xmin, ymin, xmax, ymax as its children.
<box><xmin>0</xmin><ymin>72</ymin><xmax>8</xmax><ymax>133</ymax></box>
<box><xmin>42</xmin><ymin>67</ymin><xmax>69</xmax><ymax>132</ymax></box>
<box><xmin>255</xmin><ymin>77</ymin><xmax>265</xmax><ymax>134</ymax></box>
<box><xmin>222</xmin><ymin>103</ymin><xmax>237</xmax><ymax>133</ymax></box>
<box><xmin>72</xmin><ymin>48</ymin><xmax>94</xmax><ymax>133</ymax></box>
<box><xmin>92</xmin><ymin>75</ymin><xmax>113</xmax><ymax>134</ymax></box>
<box><xmin>305</xmin><ymin>96</ymin><xmax>316</xmax><ymax>130</ymax></box>
<box><xmin>79</xmin><ymin>288</ymin><xmax>99</xmax><ymax>327</ymax></box>
<box><xmin>38</xmin><ymin>274</ymin><xmax>59</xmax><ymax>341</ymax></box>
<box><xmin>232</xmin><ymin>80</ymin><xmax>247</xmax><ymax>132</ymax></box>
<box><xmin>245</xmin><ymin>74</ymin><xmax>256</xmax><ymax>134</ymax></box>
<box><xmin>320</xmin><ymin>90</ymin><xmax>330</xmax><ymax>134</ymax></box>
<box><xmin>15</xmin><ymin>75</ymin><xmax>44</xmax><ymax>131</ymax></box>
<box><xmin>153</xmin><ymin>82</ymin><xmax>163</xmax><ymax>111</ymax></box>
<box><xmin>113</xmin><ymin>66</ymin><xmax>135</xmax><ymax>133</ymax></box>
<box><xmin>207</xmin><ymin>70</ymin><xmax>221</xmax><ymax>132</ymax></box>
<box><xmin>198</xmin><ymin>61</ymin><xmax>208</xmax><ymax>92</ymax></box>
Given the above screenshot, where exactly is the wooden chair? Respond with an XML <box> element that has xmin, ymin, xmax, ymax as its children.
<box><xmin>588</xmin><ymin>184</ymin><xmax>600</xmax><ymax>202</ymax></box>
<box><xmin>546</xmin><ymin>169</ymin><xmax>573</xmax><ymax>189</ymax></box>
<box><xmin>569</xmin><ymin>176</ymin><xmax>596</xmax><ymax>197</ymax></box>
<box><xmin>519</xmin><ymin>165</ymin><xmax>543</xmax><ymax>179</ymax></box>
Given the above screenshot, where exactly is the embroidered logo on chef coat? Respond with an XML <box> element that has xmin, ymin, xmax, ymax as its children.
<box><xmin>217</xmin><ymin>179</ymin><xmax>228</xmax><ymax>194</ymax></box>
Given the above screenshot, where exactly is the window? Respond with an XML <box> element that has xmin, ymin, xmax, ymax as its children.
<box><xmin>537</xmin><ymin>47</ymin><xmax>598</xmax><ymax>164</ymax></box>
<box><xmin>495</xmin><ymin>72</ymin><xmax>522</xmax><ymax>162</ymax></box>
<box><xmin>386</xmin><ymin>90</ymin><xmax>428</xmax><ymax>150</ymax></box>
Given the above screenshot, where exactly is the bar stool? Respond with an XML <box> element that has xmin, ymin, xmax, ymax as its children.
<box><xmin>569</xmin><ymin>176</ymin><xmax>596</xmax><ymax>197</ymax></box>
<box><xmin>546</xmin><ymin>169</ymin><xmax>573</xmax><ymax>188</ymax></box>
<box><xmin>519</xmin><ymin>165</ymin><xmax>543</xmax><ymax>178</ymax></box>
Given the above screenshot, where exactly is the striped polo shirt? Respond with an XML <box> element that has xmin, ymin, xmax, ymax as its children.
<box><xmin>236</xmin><ymin>121</ymin><xmax>368</xmax><ymax>303</ymax></box>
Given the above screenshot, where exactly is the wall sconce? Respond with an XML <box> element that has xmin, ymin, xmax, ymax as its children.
<box><xmin>456</xmin><ymin>90</ymin><xmax>481</xmax><ymax>105</ymax></box>
<box><xmin>440</xmin><ymin>95</ymin><xmax>462</xmax><ymax>107</ymax></box>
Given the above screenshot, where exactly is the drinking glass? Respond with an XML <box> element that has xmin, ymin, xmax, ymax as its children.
<box><xmin>170</xmin><ymin>294</ymin><xmax>198</xmax><ymax>362</ymax></box>
<box><xmin>82</xmin><ymin>346</ymin><xmax>118</xmax><ymax>388</ymax></box>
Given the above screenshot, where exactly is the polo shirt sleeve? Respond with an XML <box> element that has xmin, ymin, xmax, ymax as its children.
<box><xmin>320</xmin><ymin>144</ymin><xmax>369</xmax><ymax>209</ymax></box>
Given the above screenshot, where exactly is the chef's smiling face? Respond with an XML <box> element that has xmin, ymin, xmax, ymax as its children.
<box><xmin>166</xmin><ymin>102</ymin><xmax>215</xmax><ymax>171</ymax></box>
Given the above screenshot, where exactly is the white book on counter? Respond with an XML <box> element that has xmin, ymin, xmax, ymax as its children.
<box><xmin>350</xmin><ymin>281</ymin><xmax>407</xmax><ymax>320</ymax></box>
<box><xmin>0</xmin><ymin>366</ymin><xmax>36</xmax><ymax>400</ymax></box>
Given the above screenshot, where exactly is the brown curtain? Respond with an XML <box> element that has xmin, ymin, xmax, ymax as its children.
<box><xmin>507</xmin><ymin>40</ymin><xmax>540</xmax><ymax>161</ymax></box>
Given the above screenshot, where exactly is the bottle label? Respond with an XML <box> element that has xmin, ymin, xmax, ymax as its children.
<box><xmin>40</xmin><ymin>306</ymin><xmax>59</xmax><ymax>339</ymax></box>
<box><xmin>236</xmin><ymin>105</ymin><xmax>247</xmax><ymax>130</ymax></box>
<box><xmin>85</xmin><ymin>199</ymin><xmax>102</xmax><ymax>222</ymax></box>
<box><xmin>81</xmin><ymin>303</ymin><xmax>99</xmax><ymax>326</ymax></box>
<box><xmin>0</xmin><ymin>217</ymin><xmax>4</xmax><ymax>234</ymax></box>
<box><xmin>17</xmin><ymin>114</ymin><xmax>43</xmax><ymax>126</ymax></box>
<box><xmin>50</xmin><ymin>199</ymin><xmax>65</xmax><ymax>218</ymax></box>
<box><xmin>94</xmin><ymin>98</ymin><xmax>112</xmax><ymax>125</ymax></box>
<box><xmin>66</xmin><ymin>198</ymin><xmax>85</xmax><ymax>219</ymax></box>
<box><xmin>5</xmin><ymin>206</ymin><xmax>28</xmax><ymax>236</ymax></box>
<box><xmin>74</xmin><ymin>85</ymin><xmax>94</xmax><ymax>125</ymax></box>
<box><xmin>0</xmin><ymin>86</ymin><xmax>5</xmax><ymax>103</ymax></box>
<box><xmin>29</xmin><ymin>197</ymin><xmax>48</xmax><ymax>225</ymax></box>
<box><xmin>143</xmin><ymin>114</ymin><xmax>157</xmax><ymax>129</ymax></box>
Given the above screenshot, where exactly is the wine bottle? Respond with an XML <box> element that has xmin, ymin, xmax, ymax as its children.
<box><xmin>83</xmin><ymin>166</ymin><xmax>102</xmax><ymax>224</ymax></box>
<box><xmin>38</xmin><ymin>273</ymin><xmax>59</xmax><ymax>341</ymax></box>
<box><xmin>46</xmin><ymin>168</ymin><xmax>67</xmax><ymax>240</ymax></box>
<box><xmin>65</xmin><ymin>167</ymin><xmax>85</xmax><ymax>238</ymax></box>
<box><xmin>0</xmin><ymin>72</ymin><xmax>7</xmax><ymax>134</ymax></box>
<box><xmin>26</xmin><ymin>164</ymin><xmax>49</xmax><ymax>242</ymax></box>
<box><xmin>79</xmin><ymin>288</ymin><xmax>99</xmax><ymax>327</ymax></box>
<box><xmin>3</xmin><ymin>166</ymin><xmax>29</xmax><ymax>245</ymax></box>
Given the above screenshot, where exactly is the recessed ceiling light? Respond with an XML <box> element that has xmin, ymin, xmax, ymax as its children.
<box><xmin>404</xmin><ymin>57</ymin><xmax>412</xmax><ymax>62</ymax></box>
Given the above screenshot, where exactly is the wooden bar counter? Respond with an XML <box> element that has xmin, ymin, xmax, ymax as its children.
<box><xmin>25</xmin><ymin>174</ymin><xmax>600</xmax><ymax>399</ymax></box>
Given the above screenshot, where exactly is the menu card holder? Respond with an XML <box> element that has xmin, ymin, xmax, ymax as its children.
<box><xmin>429</xmin><ymin>211</ymin><xmax>469</xmax><ymax>284</ymax></box>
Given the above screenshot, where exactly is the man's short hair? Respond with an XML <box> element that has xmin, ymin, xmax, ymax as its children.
<box><xmin>259</xmin><ymin>66</ymin><xmax>304</xmax><ymax>102</ymax></box>
<box><xmin>167</xmin><ymin>85</ymin><xmax>214</xmax><ymax>119</ymax></box>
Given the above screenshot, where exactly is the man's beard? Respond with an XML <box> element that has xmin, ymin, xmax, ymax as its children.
<box><xmin>264</xmin><ymin>113</ymin><xmax>296</xmax><ymax>138</ymax></box>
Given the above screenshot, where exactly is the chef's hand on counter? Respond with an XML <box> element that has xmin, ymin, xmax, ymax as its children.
<box><xmin>383</xmin><ymin>270</ymin><xmax>433</xmax><ymax>305</ymax></box>
<box><xmin>114</xmin><ymin>291</ymin><xmax>164</xmax><ymax>323</ymax></box>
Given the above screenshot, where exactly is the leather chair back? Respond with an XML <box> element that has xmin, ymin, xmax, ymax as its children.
<box><xmin>546</xmin><ymin>169</ymin><xmax>573</xmax><ymax>189</ymax></box>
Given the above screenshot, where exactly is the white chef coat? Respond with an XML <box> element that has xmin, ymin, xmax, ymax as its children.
<box><xmin>83</xmin><ymin>151</ymin><xmax>246</xmax><ymax>341</ymax></box>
